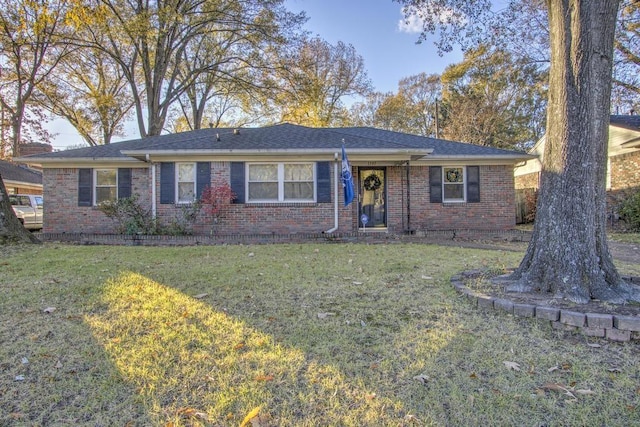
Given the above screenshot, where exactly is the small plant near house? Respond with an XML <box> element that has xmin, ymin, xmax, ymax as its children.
<box><xmin>200</xmin><ymin>183</ymin><xmax>236</xmax><ymax>234</ymax></box>
<box><xmin>523</xmin><ymin>189</ymin><xmax>537</xmax><ymax>223</ymax></box>
<box><xmin>618</xmin><ymin>189</ymin><xmax>640</xmax><ymax>231</ymax></box>
<box><xmin>162</xmin><ymin>202</ymin><xmax>203</xmax><ymax>236</ymax></box>
<box><xmin>98</xmin><ymin>196</ymin><xmax>158</xmax><ymax>235</ymax></box>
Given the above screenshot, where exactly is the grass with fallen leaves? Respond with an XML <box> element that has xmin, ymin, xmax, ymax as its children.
<box><xmin>1</xmin><ymin>242</ymin><xmax>639</xmax><ymax>426</ymax></box>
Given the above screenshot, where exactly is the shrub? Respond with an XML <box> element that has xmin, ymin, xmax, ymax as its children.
<box><xmin>98</xmin><ymin>196</ymin><xmax>158</xmax><ymax>235</ymax></box>
<box><xmin>200</xmin><ymin>183</ymin><xmax>236</xmax><ymax>233</ymax></box>
<box><xmin>619</xmin><ymin>190</ymin><xmax>640</xmax><ymax>231</ymax></box>
<box><xmin>161</xmin><ymin>202</ymin><xmax>202</xmax><ymax>236</ymax></box>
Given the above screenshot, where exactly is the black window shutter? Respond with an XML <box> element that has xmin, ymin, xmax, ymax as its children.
<box><xmin>118</xmin><ymin>168</ymin><xmax>132</xmax><ymax>199</ymax></box>
<box><xmin>230</xmin><ymin>162</ymin><xmax>245</xmax><ymax>204</ymax></box>
<box><xmin>78</xmin><ymin>168</ymin><xmax>93</xmax><ymax>207</ymax></box>
<box><xmin>316</xmin><ymin>161</ymin><xmax>331</xmax><ymax>203</ymax></box>
<box><xmin>467</xmin><ymin>166</ymin><xmax>480</xmax><ymax>203</ymax></box>
<box><xmin>196</xmin><ymin>162</ymin><xmax>211</xmax><ymax>199</ymax></box>
<box><xmin>160</xmin><ymin>162</ymin><xmax>175</xmax><ymax>204</ymax></box>
<box><xmin>429</xmin><ymin>166</ymin><xmax>442</xmax><ymax>203</ymax></box>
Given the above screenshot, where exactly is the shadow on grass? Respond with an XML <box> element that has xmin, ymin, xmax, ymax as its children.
<box><xmin>0</xmin><ymin>285</ymin><xmax>151</xmax><ymax>426</ymax></box>
<box><xmin>86</xmin><ymin>271</ymin><xmax>460</xmax><ymax>425</ymax></box>
<box><xmin>73</xmin><ymin>243</ymin><xmax>640</xmax><ymax>426</ymax></box>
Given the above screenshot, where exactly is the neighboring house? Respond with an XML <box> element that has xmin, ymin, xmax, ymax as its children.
<box><xmin>514</xmin><ymin>115</ymin><xmax>640</xmax><ymax>221</ymax></box>
<box><xmin>17</xmin><ymin>124</ymin><xmax>531</xmax><ymax>236</ymax></box>
<box><xmin>0</xmin><ymin>159</ymin><xmax>43</xmax><ymax>195</ymax></box>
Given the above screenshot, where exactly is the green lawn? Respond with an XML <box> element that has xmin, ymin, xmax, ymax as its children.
<box><xmin>1</xmin><ymin>243</ymin><xmax>638</xmax><ymax>426</ymax></box>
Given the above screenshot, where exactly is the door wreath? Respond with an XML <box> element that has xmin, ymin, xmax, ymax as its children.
<box><xmin>363</xmin><ymin>174</ymin><xmax>382</xmax><ymax>191</ymax></box>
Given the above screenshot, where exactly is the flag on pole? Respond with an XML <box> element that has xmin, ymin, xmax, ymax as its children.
<box><xmin>341</xmin><ymin>143</ymin><xmax>354</xmax><ymax>206</ymax></box>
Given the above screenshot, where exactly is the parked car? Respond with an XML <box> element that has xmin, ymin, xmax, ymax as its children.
<box><xmin>9</xmin><ymin>194</ymin><xmax>43</xmax><ymax>230</ymax></box>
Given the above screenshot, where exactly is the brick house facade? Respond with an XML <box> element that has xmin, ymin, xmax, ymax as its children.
<box><xmin>20</xmin><ymin>124</ymin><xmax>529</xmax><ymax>236</ymax></box>
<box><xmin>514</xmin><ymin>115</ymin><xmax>640</xmax><ymax>222</ymax></box>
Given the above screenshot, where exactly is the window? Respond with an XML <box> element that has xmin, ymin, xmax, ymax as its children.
<box><xmin>95</xmin><ymin>169</ymin><xmax>117</xmax><ymax>204</ymax></box>
<box><xmin>78</xmin><ymin>168</ymin><xmax>131</xmax><ymax>207</ymax></box>
<box><xmin>159</xmin><ymin>162</ymin><xmax>210</xmax><ymax>205</ymax></box>
<box><xmin>247</xmin><ymin>163</ymin><xmax>315</xmax><ymax>202</ymax></box>
<box><xmin>176</xmin><ymin>163</ymin><xmax>196</xmax><ymax>203</ymax></box>
<box><xmin>443</xmin><ymin>167</ymin><xmax>465</xmax><ymax>202</ymax></box>
<box><xmin>429</xmin><ymin>166</ymin><xmax>479</xmax><ymax>204</ymax></box>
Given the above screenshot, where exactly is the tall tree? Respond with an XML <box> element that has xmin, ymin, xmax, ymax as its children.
<box><xmin>376</xmin><ymin>73</ymin><xmax>441</xmax><ymax>136</ymax></box>
<box><xmin>37</xmin><ymin>45</ymin><xmax>133</xmax><ymax>145</ymax></box>
<box><xmin>68</xmin><ymin>0</ymin><xmax>305</xmax><ymax>139</ymax></box>
<box><xmin>171</xmin><ymin>14</ymin><xmax>284</xmax><ymax>131</ymax></box>
<box><xmin>348</xmin><ymin>92</ymin><xmax>390</xmax><ymax>128</ymax></box>
<box><xmin>612</xmin><ymin>0</ymin><xmax>640</xmax><ymax>112</ymax></box>
<box><xmin>397</xmin><ymin>0</ymin><xmax>640</xmax><ymax>303</ymax></box>
<box><xmin>272</xmin><ymin>37</ymin><xmax>372</xmax><ymax>127</ymax></box>
<box><xmin>440</xmin><ymin>46</ymin><xmax>547</xmax><ymax>149</ymax></box>
<box><xmin>0</xmin><ymin>0</ymin><xmax>70</xmax><ymax>157</ymax></box>
<box><xmin>349</xmin><ymin>73</ymin><xmax>441</xmax><ymax>136</ymax></box>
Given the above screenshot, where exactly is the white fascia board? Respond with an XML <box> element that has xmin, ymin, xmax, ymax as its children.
<box><xmin>121</xmin><ymin>148</ymin><xmax>434</xmax><ymax>162</ymax></box>
<box><xmin>4</xmin><ymin>180</ymin><xmax>42</xmax><ymax>190</ymax></box>
<box><xmin>414</xmin><ymin>154</ymin><xmax>536</xmax><ymax>165</ymax></box>
<box><xmin>13</xmin><ymin>157</ymin><xmax>147</xmax><ymax>168</ymax></box>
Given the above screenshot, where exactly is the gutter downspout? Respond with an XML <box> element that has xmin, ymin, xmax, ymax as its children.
<box><xmin>148</xmin><ymin>155</ymin><xmax>157</xmax><ymax>220</ymax></box>
<box><xmin>406</xmin><ymin>161</ymin><xmax>411</xmax><ymax>233</ymax></box>
<box><xmin>324</xmin><ymin>156</ymin><xmax>340</xmax><ymax>233</ymax></box>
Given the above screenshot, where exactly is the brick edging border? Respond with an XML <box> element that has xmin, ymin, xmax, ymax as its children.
<box><xmin>450</xmin><ymin>271</ymin><xmax>640</xmax><ymax>342</ymax></box>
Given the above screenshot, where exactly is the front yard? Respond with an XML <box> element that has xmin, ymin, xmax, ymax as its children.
<box><xmin>1</xmin><ymin>243</ymin><xmax>639</xmax><ymax>426</ymax></box>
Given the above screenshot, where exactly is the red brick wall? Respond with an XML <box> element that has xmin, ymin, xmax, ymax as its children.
<box><xmin>43</xmin><ymin>167</ymin><xmax>151</xmax><ymax>233</ymax></box>
<box><xmin>18</xmin><ymin>143</ymin><xmax>53</xmax><ymax>156</ymax></box>
<box><xmin>44</xmin><ymin>162</ymin><xmax>516</xmax><ymax>235</ymax></box>
<box><xmin>610</xmin><ymin>151</ymin><xmax>640</xmax><ymax>191</ymax></box>
<box><xmin>408</xmin><ymin>165</ymin><xmax>516</xmax><ymax>230</ymax></box>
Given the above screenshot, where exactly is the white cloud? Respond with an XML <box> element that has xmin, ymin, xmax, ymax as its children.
<box><xmin>397</xmin><ymin>9</ymin><xmax>425</xmax><ymax>34</ymax></box>
<box><xmin>397</xmin><ymin>4</ymin><xmax>467</xmax><ymax>34</ymax></box>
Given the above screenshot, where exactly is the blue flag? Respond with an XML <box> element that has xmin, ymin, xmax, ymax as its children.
<box><xmin>341</xmin><ymin>144</ymin><xmax>354</xmax><ymax>206</ymax></box>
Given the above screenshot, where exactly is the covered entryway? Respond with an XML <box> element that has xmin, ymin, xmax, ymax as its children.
<box><xmin>359</xmin><ymin>168</ymin><xmax>386</xmax><ymax>229</ymax></box>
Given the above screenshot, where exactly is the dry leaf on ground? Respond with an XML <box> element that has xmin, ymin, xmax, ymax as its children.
<box><xmin>240</xmin><ymin>406</ymin><xmax>262</xmax><ymax>427</ymax></box>
<box><xmin>540</xmin><ymin>383</ymin><xmax>577</xmax><ymax>399</ymax></box>
<box><xmin>317</xmin><ymin>312</ymin><xmax>336</xmax><ymax>319</ymax></box>
<box><xmin>503</xmin><ymin>361</ymin><xmax>521</xmax><ymax>371</ymax></box>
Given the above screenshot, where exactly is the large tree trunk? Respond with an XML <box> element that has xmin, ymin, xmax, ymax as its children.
<box><xmin>0</xmin><ymin>175</ymin><xmax>40</xmax><ymax>244</ymax></box>
<box><xmin>509</xmin><ymin>0</ymin><xmax>640</xmax><ymax>304</ymax></box>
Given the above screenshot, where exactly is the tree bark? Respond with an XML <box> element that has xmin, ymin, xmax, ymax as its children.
<box><xmin>0</xmin><ymin>175</ymin><xmax>40</xmax><ymax>244</ymax></box>
<box><xmin>509</xmin><ymin>0</ymin><xmax>640</xmax><ymax>304</ymax></box>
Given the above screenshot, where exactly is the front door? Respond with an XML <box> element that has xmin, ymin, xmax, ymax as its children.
<box><xmin>359</xmin><ymin>168</ymin><xmax>386</xmax><ymax>229</ymax></box>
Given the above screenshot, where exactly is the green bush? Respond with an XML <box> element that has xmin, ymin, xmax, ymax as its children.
<box><xmin>619</xmin><ymin>190</ymin><xmax>640</xmax><ymax>231</ymax></box>
<box><xmin>159</xmin><ymin>202</ymin><xmax>202</xmax><ymax>236</ymax></box>
<box><xmin>98</xmin><ymin>196</ymin><xmax>158</xmax><ymax>235</ymax></box>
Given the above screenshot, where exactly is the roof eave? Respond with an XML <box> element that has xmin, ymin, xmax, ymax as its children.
<box><xmin>418</xmin><ymin>154</ymin><xmax>536</xmax><ymax>163</ymax></box>
<box><xmin>120</xmin><ymin>148</ymin><xmax>436</xmax><ymax>162</ymax></box>
<box><xmin>14</xmin><ymin>156</ymin><xmax>146</xmax><ymax>167</ymax></box>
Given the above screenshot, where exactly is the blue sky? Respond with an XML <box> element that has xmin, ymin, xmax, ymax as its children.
<box><xmin>49</xmin><ymin>0</ymin><xmax>461</xmax><ymax>149</ymax></box>
<box><xmin>285</xmin><ymin>0</ymin><xmax>461</xmax><ymax>93</ymax></box>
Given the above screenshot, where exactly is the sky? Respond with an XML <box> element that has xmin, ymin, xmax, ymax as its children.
<box><xmin>49</xmin><ymin>0</ymin><xmax>462</xmax><ymax>150</ymax></box>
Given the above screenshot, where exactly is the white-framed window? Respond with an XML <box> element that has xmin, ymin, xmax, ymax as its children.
<box><xmin>95</xmin><ymin>169</ymin><xmax>117</xmax><ymax>205</ymax></box>
<box><xmin>442</xmin><ymin>166</ymin><xmax>466</xmax><ymax>202</ymax></box>
<box><xmin>176</xmin><ymin>162</ymin><xmax>196</xmax><ymax>203</ymax></box>
<box><xmin>247</xmin><ymin>163</ymin><xmax>315</xmax><ymax>202</ymax></box>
